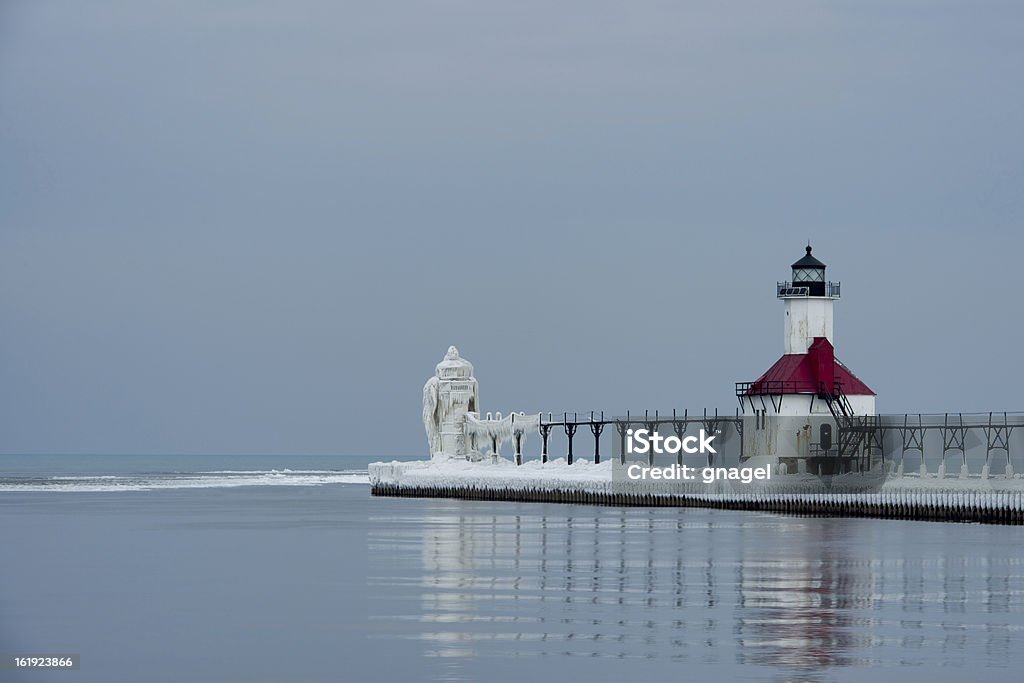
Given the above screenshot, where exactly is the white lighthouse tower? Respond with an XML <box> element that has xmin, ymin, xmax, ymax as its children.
<box><xmin>738</xmin><ymin>246</ymin><xmax>876</xmax><ymax>473</ymax></box>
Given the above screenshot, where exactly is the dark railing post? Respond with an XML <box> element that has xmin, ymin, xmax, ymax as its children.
<box><xmin>644</xmin><ymin>410</ymin><xmax>657</xmax><ymax>467</ymax></box>
<box><xmin>589</xmin><ymin>411</ymin><xmax>605</xmax><ymax>464</ymax></box>
<box><xmin>540</xmin><ymin>414</ymin><xmax>552</xmax><ymax>464</ymax></box>
<box><xmin>701</xmin><ymin>408</ymin><xmax>720</xmax><ymax>467</ymax></box>
<box><xmin>673</xmin><ymin>409</ymin><xmax>687</xmax><ymax>466</ymax></box>
<box><xmin>564</xmin><ymin>412</ymin><xmax>578</xmax><ymax>465</ymax></box>
<box><xmin>735</xmin><ymin>407</ymin><xmax>744</xmax><ymax>460</ymax></box>
<box><xmin>616</xmin><ymin>412</ymin><xmax>630</xmax><ymax>465</ymax></box>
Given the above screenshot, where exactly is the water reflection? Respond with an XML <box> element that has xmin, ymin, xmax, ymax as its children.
<box><xmin>369</xmin><ymin>502</ymin><xmax>1023</xmax><ymax>678</ymax></box>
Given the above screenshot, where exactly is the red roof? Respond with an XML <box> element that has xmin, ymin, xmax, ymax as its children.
<box><xmin>745</xmin><ymin>337</ymin><xmax>875</xmax><ymax>396</ymax></box>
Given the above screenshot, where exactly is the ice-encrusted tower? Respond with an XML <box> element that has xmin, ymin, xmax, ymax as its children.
<box><xmin>422</xmin><ymin>346</ymin><xmax>479</xmax><ymax>459</ymax></box>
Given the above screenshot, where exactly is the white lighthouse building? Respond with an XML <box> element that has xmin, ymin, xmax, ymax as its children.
<box><xmin>739</xmin><ymin>246</ymin><xmax>876</xmax><ymax>473</ymax></box>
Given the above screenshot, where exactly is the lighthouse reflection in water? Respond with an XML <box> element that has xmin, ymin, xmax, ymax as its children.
<box><xmin>368</xmin><ymin>500</ymin><xmax>1021</xmax><ymax>681</ymax></box>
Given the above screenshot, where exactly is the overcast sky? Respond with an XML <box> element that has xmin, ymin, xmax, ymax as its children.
<box><xmin>2</xmin><ymin>1</ymin><xmax>1022</xmax><ymax>456</ymax></box>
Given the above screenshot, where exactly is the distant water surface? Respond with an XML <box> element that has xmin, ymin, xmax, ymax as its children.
<box><xmin>0</xmin><ymin>453</ymin><xmax>381</xmax><ymax>491</ymax></box>
<box><xmin>1</xmin><ymin>455</ymin><xmax>1021</xmax><ymax>682</ymax></box>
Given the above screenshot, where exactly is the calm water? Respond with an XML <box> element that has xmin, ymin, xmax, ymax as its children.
<box><xmin>1</xmin><ymin>455</ymin><xmax>1022</xmax><ymax>682</ymax></box>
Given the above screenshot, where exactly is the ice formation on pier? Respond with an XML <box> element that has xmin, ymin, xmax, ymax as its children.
<box><xmin>422</xmin><ymin>346</ymin><xmax>538</xmax><ymax>461</ymax></box>
<box><xmin>465</xmin><ymin>411</ymin><xmax>540</xmax><ymax>459</ymax></box>
<box><xmin>422</xmin><ymin>346</ymin><xmax>479</xmax><ymax>460</ymax></box>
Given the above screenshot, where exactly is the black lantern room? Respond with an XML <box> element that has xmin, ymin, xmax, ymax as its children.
<box><xmin>790</xmin><ymin>245</ymin><xmax>826</xmax><ymax>296</ymax></box>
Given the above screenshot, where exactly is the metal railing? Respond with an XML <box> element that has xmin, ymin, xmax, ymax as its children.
<box><xmin>736</xmin><ymin>380</ymin><xmax>844</xmax><ymax>396</ymax></box>
<box><xmin>776</xmin><ymin>281</ymin><xmax>841</xmax><ymax>298</ymax></box>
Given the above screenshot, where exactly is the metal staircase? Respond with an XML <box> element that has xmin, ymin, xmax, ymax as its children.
<box><xmin>821</xmin><ymin>382</ymin><xmax>878</xmax><ymax>461</ymax></box>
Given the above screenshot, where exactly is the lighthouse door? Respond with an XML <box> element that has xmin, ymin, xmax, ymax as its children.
<box><xmin>820</xmin><ymin>423</ymin><xmax>833</xmax><ymax>452</ymax></box>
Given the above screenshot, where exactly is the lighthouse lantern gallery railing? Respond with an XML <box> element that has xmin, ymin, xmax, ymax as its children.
<box><xmin>777</xmin><ymin>281</ymin><xmax>841</xmax><ymax>298</ymax></box>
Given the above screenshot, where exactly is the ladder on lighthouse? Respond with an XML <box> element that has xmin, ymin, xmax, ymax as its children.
<box><xmin>821</xmin><ymin>382</ymin><xmax>880</xmax><ymax>464</ymax></box>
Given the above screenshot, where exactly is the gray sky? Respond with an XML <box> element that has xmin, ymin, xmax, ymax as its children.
<box><xmin>2</xmin><ymin>1</ymin><xmax>1022</xmax><ymax>456</ymax></box>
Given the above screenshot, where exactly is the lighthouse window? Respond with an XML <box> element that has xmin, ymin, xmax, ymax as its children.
<box><xmin>793</xmin><ymin>268</ymin><xmax>824</xmax><ymax>282</ymax></box>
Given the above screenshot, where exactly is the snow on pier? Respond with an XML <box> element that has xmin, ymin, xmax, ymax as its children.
<box><xmin>370</xmin><ymin>458</ymin><xmax>1024</xmax><ymax>524</ymax></box>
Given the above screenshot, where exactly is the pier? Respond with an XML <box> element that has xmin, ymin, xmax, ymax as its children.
<box><xmin>371</xmin><ymin>480</ymin><xmax>1024</xmax><ymax>525</ymax></box>
<box><xmin>372</xmin><ymin>409</ymin><xmax>1024</xmax><ymax>525</ymax></box>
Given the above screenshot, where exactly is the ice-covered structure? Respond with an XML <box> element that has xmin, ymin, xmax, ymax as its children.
<box><xmin>466</xmin><ymin>411</ymin><xmax>540</xmax><ymax>463</ymax></box>
<box><xmin>422</xmin><ymin>346</ymin><xmax>479</xmax><ymax>460</ymax></box>
<box><xmin>422</xmin><ymin>346</ymin><xmax>539</xmax><ymax>462</ymax></box>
